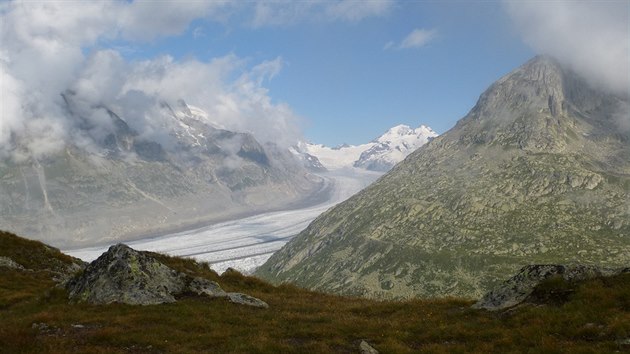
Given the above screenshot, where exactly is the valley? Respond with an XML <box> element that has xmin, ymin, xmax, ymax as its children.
<box><xmin>62</xmin><ymin>121</ymin><xmax>435</xmax><ymax>271</ymax></box>
<box><xmin>64</xmin><ymin>167</ymin><xmax>382</xmax><ymax>273</ymax></box>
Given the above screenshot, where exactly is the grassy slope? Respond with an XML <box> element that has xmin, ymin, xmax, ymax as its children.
<box><xmin>0</xmin><ymin>231</ymin><xmax>629</xmax><ymax>353</ymax></box>
<box><xmin>0</xmin><ymin>231</ymin><xmax>80</xmax><ymax>272</ymax></box>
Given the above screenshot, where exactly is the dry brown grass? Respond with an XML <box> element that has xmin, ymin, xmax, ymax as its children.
<box><xmin>1</xmin><ymin>232</ymin><xmax>629</xmax><ymax>353</ymax></box>
<box><xmin>0</xmin><ymin>231</ymin><xmax>78</xmax><ymax>272</ymax></box>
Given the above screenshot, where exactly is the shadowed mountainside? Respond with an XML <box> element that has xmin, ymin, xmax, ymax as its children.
<box><xmin>0</xmin><ymin>99</ymin><xmax>322</xmax><ymax>249</ymax></box>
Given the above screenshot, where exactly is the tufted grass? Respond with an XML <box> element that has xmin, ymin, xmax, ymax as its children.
<box><xmin>0</xmin><ymin>231</ymin><xmax>80</xmax><ymax>272</ymax></box>
<box><xmin>0</xmin><ymin>230</ymin><xmax>629</xmax><ymax>353</ymax></box>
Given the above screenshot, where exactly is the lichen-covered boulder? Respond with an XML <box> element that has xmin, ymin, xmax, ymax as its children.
<box><xmin>226</xmin><ymin>293</ymin><xmax>269</xmax><ymax>308</ymax></box>
<box><xmin>359</xmin><ymin>340</ymin><xmax>379</xmax><ymax>354</ymax></box>
<box><xmin>66</xmin><ymin>244</ymin><xmax>266</xmax><ymax>308</ymax></box>
<box><xmin>66</xmin><ymin>244</ymin><xmax>188</xmax><ymax>305</ymax></box>
<box><xmin>188</xmin><ymin>276</ymin><xmax>227</xmax><ymax>297</ymax></box>
<box><xmin>0</xmin><ymin>256</ymin><xmax>25</xmax><ymax>270</ymax></box>
<box><xmin>473</xmin><ymin>264</ymin><xmax>628</xmax><ymax>311</ymax></box>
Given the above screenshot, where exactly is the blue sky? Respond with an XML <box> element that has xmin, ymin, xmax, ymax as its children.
<box><xmin>2</xmin><ymin>1</ymin><xmax>627</xmax><ymax>153</ymax></box>
<box><xmin>110</xmin><ymin>2</ymin><xmax>534</xmax><ymax>146</ymax></box>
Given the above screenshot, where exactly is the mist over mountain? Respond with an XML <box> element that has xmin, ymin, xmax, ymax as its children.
<box><xmin>0</xmin><ymin>98</ymin><xmax>322</xmax><ymax>249</ymax></box>
<box><xmin>257</xmin><ymin>56</ymin><xmax>630</xmax><ymax>299</ymax></box>
<box><xmin>0</xmin><ymin>1</ymin><xmax>306</xmax><ymax>164</ymax></box>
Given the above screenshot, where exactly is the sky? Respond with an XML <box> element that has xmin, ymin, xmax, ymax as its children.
<box><xmin>1</xmin><ymin>1</ymin><xmax>628</xmax><ymax>156</ymax></box>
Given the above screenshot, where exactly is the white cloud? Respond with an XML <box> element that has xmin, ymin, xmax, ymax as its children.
<box><xmin>326</xmin><ymin>0</ymin><xmax>394</xmax><ymax>22</ymax></box>
<box><xmin>251</xmin><ymin>1</ymin><xmax>317</xmax><ymax>28</ymax></box>
<box><xmin>504</xmin><ymin>1</ymin><xmax>629</xmax><ymax>96</ymax></box>
<box><xmin>118</xmin><ymin>1</ymin><xmax>231</xmax><ymax>41</ymax></box>
<box><xmin>192</xmin><ymin>26</ymin><xmax>205</xmax><ymax>38</ymax></box>
<box><xmin>250</xmin><ymin>0</ymin><xmax>393</xmax><ymax>27</ymax></box>
<box><xmin>385</xmin><ymin>28</ymin><xmax>437</xmax><ymax>50</ymax></box>
<box><xmin>0</xmin><ymin>0</ymin><xmax>303</xmax><ymax>160</ymax></box>
<box><xmin>226</xmin><ymin>58</ymin><xmax>302</xmax><ymax>147</ymax></box>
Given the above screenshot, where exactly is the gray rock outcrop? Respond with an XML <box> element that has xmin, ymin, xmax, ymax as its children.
<box><xmin>473</xmin><ymin>264</ymin><xmax>629</xmax><ymax>311</ymax></box>
<box><xmin>66</xmin><ymin>244</ymin><xmax>266</xmax><ymax>308</ymax></box>
<box><xmin>227</xmin><ymin>293</ymin><xmax>269</xmax><ymax>309</ymax></box>
<box><xmin>53</xmin><ymin>262</ymin><xmax>86</xmax><ymax>286</ymax></box>
<box><xmin>359</xmin><ymin>340</ymin><xmax>379</xmax><ymax>354</ymax></box>
<box><xmin>0</xmin><ymin>256</ymin><xmax>25</xmax><ymax>270</ymax></box>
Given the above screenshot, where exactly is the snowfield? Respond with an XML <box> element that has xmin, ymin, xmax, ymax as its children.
<box><xmin>65</xmin><ymin>167</ymin><xmax>381</xmax><ymax>274</ymax></box>
<box><xmin>299</xmin><ymin>124</ymin><xmax>437</xmax><ymax>171</ymax></box>
<box><xmin>301</xmin><ymin>143</ymin><xmax>373</xmax><ymax>170</ymax></box>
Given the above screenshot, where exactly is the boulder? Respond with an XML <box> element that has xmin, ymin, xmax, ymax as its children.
<box><xmin>66</xmin><ymin>244</ymin><xmax>188</xmax><ymax>305</ymax></box>
<box><xmin>359</xmin><ymin>340</ymin><xmax>379</xmax><ymax>354</ymax></box>
<box><xmin>227</xmin><ymin>293</ymin><xmax>269</xmax><ymax>309</ymax></box>
<box><xmin>473</xmin><ymin>264</ymin><xmax>628</xmax><ymax>311</ymax></box>
<box><xmin>66</xmin><ymin>244</ymin><xmax>265</xmax><ymax>308</ymax></box>
<box><xmin>0</xmin><ymin>256</ymin><xmax>25</xmax><ymax>270</ymax></box>
<box><xmin>188</xmin><ymin>276</ymin><xmax>227</xmax><ymax>298</ymax></box>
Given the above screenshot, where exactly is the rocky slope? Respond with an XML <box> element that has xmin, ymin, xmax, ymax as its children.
<box><xmin>0</xmin><ymin>230</ymin><xmax>85</xmax><ymax>281</ymax></box>
<box><xmin>0</xmin><ymin>98</ymin><xmax>322</xmax><ymax>248</ymax></box>
<box><xmin>256</xmin><ymin>56</ymin><xmax>630</xmax><ymax>299</ymax></box>
<box><xmin>473</xmin><ymin>264</ymin><xmax>630</xmax><ymax>311</ymax></box>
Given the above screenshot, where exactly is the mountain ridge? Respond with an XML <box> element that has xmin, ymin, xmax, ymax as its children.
<box><xmin>0</xmin><ymin>98</ymin><xmax>323</xmax><ymax>248</ymax></box>
<box><xmin>256</xmin><ymin>56</ymin><xmax>630</xmax><ymax>299</ymax></box>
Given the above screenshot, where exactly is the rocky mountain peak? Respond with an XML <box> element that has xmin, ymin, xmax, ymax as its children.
<box><xmin>444</xmin><ymin>55</ymin><xmax>612</xmax><ymax>153</ymax></box>
<box><xmin>481</xmin><ymin>55</ymin><xmax>565</xmax><ymax>109</ymax></box>
<box><xmin>378</xmin><ymin>124</ymin><xmax>414</xmax><ymax>139</ymax></box>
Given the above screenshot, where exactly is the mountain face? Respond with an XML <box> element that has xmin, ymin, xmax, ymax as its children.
<box><xmin>256</xmin><ymin>56</ymin><xmax>630</xmax><ymax>300</ymax></box>
<box><xmin>0</xmin><ymin>98</ymin><xmax>322</xmax><ymax>248</ymax></box>
<box><xmin>299</xmin><ymin>124</ymin><xmax>437</xmax><ymax>171</ymax></box>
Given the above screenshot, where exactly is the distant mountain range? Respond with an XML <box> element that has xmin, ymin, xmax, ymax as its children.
<box><xmin>257</xmin><ymin>56</ymin><xmax>630</xmax><ymax>300</ymax></box>
<box><xmin>1</xmin><ymin>80</ymin><xmax>436</xmax><ymax>250</ymax></box>
<box><xmin>297</xmin><ymin>124</ymin><xmax>437</xmax><ymax>171</ymax></box>
<box><xmin>0</xmin><ymin>97</ymin><xmax>322</xmax><ymax>248</ymax></box>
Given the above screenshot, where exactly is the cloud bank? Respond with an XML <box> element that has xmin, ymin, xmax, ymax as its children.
<box><xmin>0</xmin><ymin>0</ymin><xmax>314</xmax><ymax>161</ymax></box>
<box><xmin>505</xmin><ymin>1</ymin><xmax>629</xmax><ymax>97</ymax></box>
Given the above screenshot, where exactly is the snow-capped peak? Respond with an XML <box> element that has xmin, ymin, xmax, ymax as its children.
<box><xmin>376</xmin><ymin>124</ymin><xmax>436</xmax><ymax>143</ymax></box>
<box><xmin>298</xmin><ymin>123</ymin><xmax>438</xmax><ymax>172</ymax></box>
<box><xmin>376</xmin><ymin>124</ymin><xmax>414</xmax><ymax>141</ymax></box>
<box><xmin>355</xmin><ymin>124</ymin><xmax>437</xmax><ymax>171</ymax></box>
